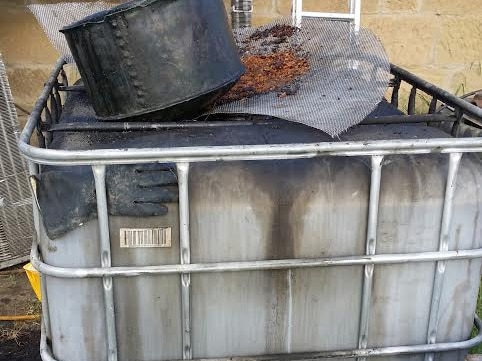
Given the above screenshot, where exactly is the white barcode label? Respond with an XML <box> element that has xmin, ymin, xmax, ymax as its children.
<box><xmin>120</xmin><ymin>228</ymin><xmax>172</xmax><ymax>248</ymax></box>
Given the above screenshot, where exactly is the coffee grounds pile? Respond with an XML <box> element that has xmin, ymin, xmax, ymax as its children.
<box><xmin>219</xmin><ymin>51</ymin><xmax>310</xmax><ymax>104</ymax></box>
<box><xmin>219</xmin><ymin>24</ymin><xmax>310</xmax><ymax>105</ymax></box>
<box><xmin>249</xmin><ymin>24</ymin><xmax>297</xmax><ymax>41</ymax></box>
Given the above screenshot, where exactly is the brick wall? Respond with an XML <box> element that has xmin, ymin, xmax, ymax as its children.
<box><xmin>1</xmin><ymin>0</ymin><xmax>480</xmax><ymax>116</ymax></box>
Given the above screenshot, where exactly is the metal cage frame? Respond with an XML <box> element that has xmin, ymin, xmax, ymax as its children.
<box><xmin>19</xmin><ymin>57</ymin><xmax>482</xmax><ymax>361</ymax></box>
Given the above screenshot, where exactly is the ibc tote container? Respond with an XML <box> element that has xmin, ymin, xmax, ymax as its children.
<box><xmin>35</xmin><ymin>148</ymin><xmax>482</xmax><ymax>361</ymax></box>
<box><xmin>19</xmin><ymin>66</ymin><xmax>482</xmax><ymax>361</ymax></box>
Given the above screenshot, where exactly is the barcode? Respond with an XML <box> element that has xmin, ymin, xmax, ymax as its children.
<box><xmin>120</xmin><ymin>228</ymin><xmax>172</xmax><ymax>248</ymax></box>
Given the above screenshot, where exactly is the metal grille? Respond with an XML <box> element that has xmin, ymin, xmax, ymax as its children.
<box><xmin>0</xmin><ymin>53</ymin><xmax>33</xmax><ymax>269</ymax></box>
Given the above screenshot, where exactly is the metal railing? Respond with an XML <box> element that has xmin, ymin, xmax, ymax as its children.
<box><xmin>19</xmin><ymin>58</ymin><xmax>482</xmax><ymax>361</ymax></box>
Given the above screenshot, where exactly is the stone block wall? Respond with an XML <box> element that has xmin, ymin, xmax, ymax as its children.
<box><xmin>1</xmin><ymin>0</ymin><xmax>480</xmax><ymax>115</ymax></box>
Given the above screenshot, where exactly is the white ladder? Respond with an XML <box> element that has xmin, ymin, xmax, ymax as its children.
<box><xmin>291</xmin><ymin>0</ymin><xmax>362</xmax><ymax>32</ymax></box>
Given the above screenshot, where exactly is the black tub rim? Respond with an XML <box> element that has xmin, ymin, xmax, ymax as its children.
<box><xmin>94</xmin><ymin>68</ymin><xmax>245</xmax><ymax>121</ymax></box>
<box><xmin>60</xmin><ymin>0</ymin><xmax>160</xmax><ymax>32</ymax></box>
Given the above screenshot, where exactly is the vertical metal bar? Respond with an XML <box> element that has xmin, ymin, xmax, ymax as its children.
<box><xmin>357</xmin><ymin>155</ymin><xmax>384</xmax><ymax>361</ymax></box>
<box><xmin>428</xmin><ymin>97</ymin><xmax>438</xmax><ymax>114</ymax></box>
<box><xmin>27</xmin><ymin>162</ymin><xmax>40</xmax><ymax>238</ymax></box>
<box><xmin>28</xmin><ymin>161</ymin><xmax>52</xmax><ymax>340</ymax></box>
<box><xmin>54</xmin><ymin>85</ymin><xmax>62</xmax><ymax>118</ymax></box>
<box><xmin>424</xmin><ymin>152</ymin><xmax>462</xmax><ymax>361</ymax></box>
<box><xmin>292</xmin><ymin>0</ymin><xmax>303</xmax><ymax>27</ymax></box>
<box><xmin>348</xmin><ymin>0</ymin><xmax>361</xmax><ymax>71</ymax></box>
<box><xmin>408</xmin><ymin>87</ymin><xmax>417</xmax><ymax>115</ymax></box>
<box><xmin>177</xmin><ymin>162</ymin><xmax>192</xmax><ymax>360</ymax></box>
<box><xmin>286</xmin><ymin>268</ymin><xmax>293</xmax><ymax>354</ymax></box>
<box><xmin>353</xmin><ymin>0</ymin><xmax>361</xmax><ymax>32</ymax></box>
<box><xmin>39</xmin><ymin>271</ymin><xmax>51</xmax><ymax>339</ymax></box>
<box><xmin>60</xmin><ymin>66</ymin><xmax>68</xmax><ymax>87</ymax></box>
<box><xmin>92</xmin><ymin>165</ymin><xmax>118</xmax><ymax>361</ymax></box>
<box><xmin>349</xmin><ymin>0</ymin><xmax>356</xmax><ymax>13</ymax></box>
<box><xmin>231</xmin><ymin>0</ymin><xmax>253</xmax><ymax>29</ymax></box>
<box><xmin>451</xmin><ymin>107</ymin><xmax>464</xmax><ymax>136</ymax></box>
<box><xmin>391</xmin><ymin>76</ymin><xmax>401</xmax><ymax>108</ymax></box>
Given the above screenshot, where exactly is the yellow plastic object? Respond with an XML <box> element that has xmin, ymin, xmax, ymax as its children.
<box><xmin>23</xmin><ymin>262</ymin><xmax>42</xmax><ymax>301</ymax></box>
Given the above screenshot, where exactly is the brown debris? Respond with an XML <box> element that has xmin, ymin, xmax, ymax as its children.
<box><xmin>219</xmin><ymin>51</ymin><xmax>310</xmax><ymax>104</ymax></box>
<box><xmin>249</xmin><ymin>24</ymin><xmax>298</xmax><ymax>41</ymax></box>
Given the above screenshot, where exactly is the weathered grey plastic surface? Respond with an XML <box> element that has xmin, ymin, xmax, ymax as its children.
<box><xmin>39</xmin><ymin>138</ymin><xmax>482</xmax><ymax>361</ymax></box>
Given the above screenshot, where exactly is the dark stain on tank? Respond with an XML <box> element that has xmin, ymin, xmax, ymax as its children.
<box><xmin>454</xmin><ymin>225</ymin><xmax>462</xmax><ymax>250</ymax></box>
<box><xmin>189</xmin><ymin>160</ymin><xmax>304</xmax><ymax>353</ymax></box>
<box><xmin>248</xmin><ymin>159</ymin><xmax>312</xmax><ymax>353</ymax></box>
<box><xmin>251</xmin><ymin>157</ymin><xmax>372</xmax><ymax>352</ymax></box>
<box><xmin>247</xmin><ymin>158</ymin><xmax>350</xmax><ymax>260</ymax></box>
<box><xmin>472</xmin><ymin>209</ymin><xmax>480</xmax><ymax>249</ymax></box>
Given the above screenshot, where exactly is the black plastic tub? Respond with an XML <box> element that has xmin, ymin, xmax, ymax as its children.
<box><xmin>61</xmin><ymin>0</ymin><xmax>244</xmax><ymax>121</ymax></box>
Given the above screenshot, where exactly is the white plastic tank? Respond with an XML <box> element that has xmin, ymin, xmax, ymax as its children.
<box><xmin>36</xmin><ymin>120</ymin><xmax>482</xmax><ymax>361</ymax></box>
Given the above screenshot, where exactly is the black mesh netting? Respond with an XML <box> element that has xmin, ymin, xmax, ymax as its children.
<box><xmin>208</xmin><ymin>18</ymin><xmax>391</xmax><ymax>136</ymax></box>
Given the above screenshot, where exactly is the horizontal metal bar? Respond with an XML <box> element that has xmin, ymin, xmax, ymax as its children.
<box><xmin>31</xmin><ymin>245</ymin><xmax>482</xmax><ymax>279</ymax></box>
<box><xmin>301</xmin><ymin>11</ymin><xmax>356</xmax><ymax>20</ymax></box>
<box><xmin>49</xmin><ymin>115</ymin><xmax>458</xmax><ymax>132</ymax></box>
<box><xmin>232</xmin><ymin>4</ymin><xmax>253</xmax><ymax>13</ymax></box>
<box><xmin>18</xmin><ymin>137</ymin><xmax>482</xmax><ymax>166</ymax></box>
<box><xmin>361</xmin><ymin>114</ymin><xmax>456</xmax><ymax>125</ymax></box>
<box><xmin>57</xmin><ymin>85</ymin><xmax>85</xmax><ymax>92</ymax></box>
<box><xmin>39</xmin><ymin>315</ymin><xmax>482</xmax><ymax>360</ymax></box>
<box><xmin>49</xmin><ymin>120</ymin><xmax>257</xmax><ymax>132</ymax></box>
